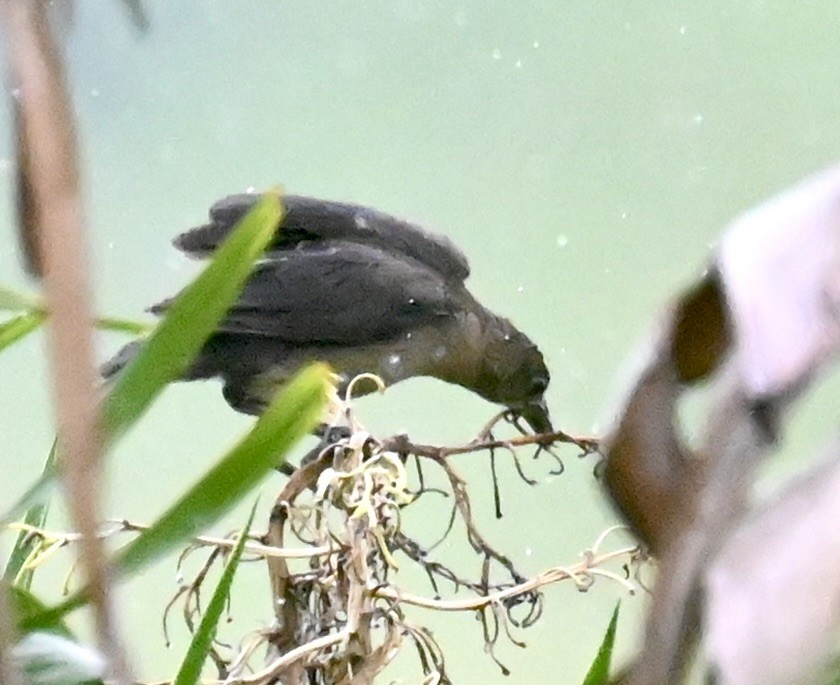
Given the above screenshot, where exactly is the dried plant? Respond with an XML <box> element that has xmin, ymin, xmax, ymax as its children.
<box><xmin>4</xmin><ymin>380</ymin><xmax>640</xmax><ymax>685</ymax></box>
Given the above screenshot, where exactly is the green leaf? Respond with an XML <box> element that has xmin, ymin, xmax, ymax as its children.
<box><xmin>173</xmin><ymin>500</ymin><xmax>257</xmax><ymax>685</ymax></box>
<box><xmin>94</xmin><ymin>316</ymin><xmax>153</xmax><ymax>335</ymax></box>
<box><xmin>3</xmin><ymin>195</ymin><xmax>279</xmax><ymax>525</ymax></box>
<box><xmin>0</xmin><ymin>286</ymin><xmax>40</xmax><ymax>312</ymax></box>
<box><xmin>582</xmin><ymin>603</ymin><xmax>620</xmax><ymax>685</ymax></box>
<box><xmin>23</xmin><ymin>362</ymin><xmax>330</xmax><ymax>629</ymax></box>
<box><xmin>101</xmin><ymin>192</ymin><xmax>282</xmax><ymax>442</ymax></box>
<box><xmin>8</xmin><ymin>584</ymin><xmax>73</xmax><ymax>639</ymax></box>
<box><xmin>0</xmin><ymin>189</ymin><xmax>263</xmax><ymax>521</ymax></box>
<box><xmin>115</xmin><ymin>362</ymin><xmax>328</xmax><ymax>577</ymax></box>
<box><xmin>0</xmin><ymin>311</ymin><xmax>46</xmax><ymax>351</ymax></box>
<box><xmin>0</xmin><ymin>457</ymin><xmax>57</xmax><ymax>525</ymax></box>
<box><xmin>4</xmin><ymin>442</ymin><xmax>58</xmax><ymax>588</ymax></box>
<box><xmin>0</xmin><ymin>285</ymin><xmax>152</xmax><ymax>335</ymax></box>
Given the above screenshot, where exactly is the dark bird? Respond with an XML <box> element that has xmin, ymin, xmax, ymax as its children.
<box><xmin>103</xmin><ymin>194</ymin><xmax>553</xmax><ymax>433</ymax></box>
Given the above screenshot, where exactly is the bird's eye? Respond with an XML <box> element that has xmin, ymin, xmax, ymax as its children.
<box><xmin>529</xmin><ymin>376</ymin><xmax>548</xmax><ymax>395</ymax></box>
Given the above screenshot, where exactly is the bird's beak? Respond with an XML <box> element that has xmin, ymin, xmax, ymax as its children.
<box><xmin>517</xmin><ymin>397</ymin><xmax>553</xmax><ymax>435</ymax></box>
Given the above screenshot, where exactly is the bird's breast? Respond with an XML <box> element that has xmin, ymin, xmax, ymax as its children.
<box><xmin>246</xmin><ymin>319</ymin><xmax>472</xmax><ymax>403</ymax></box>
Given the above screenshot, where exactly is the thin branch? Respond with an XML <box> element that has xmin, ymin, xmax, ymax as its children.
<box><xmin>371</xmin><ymin>545</ymin><xmax>638</xmax><ymax>613</ymax></box>
<box><xmin>231</xmin><ymin>628</ymin><xmax>352</xmax><ymax>685</ymax></box>
<box><xmin>382</xmin><ymin>429</ymin><xmax>599</xmax><ymax>462</ymax></box>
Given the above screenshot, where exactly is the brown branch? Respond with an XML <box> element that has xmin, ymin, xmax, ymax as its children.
<box><xmin>263</xmin><ymin>447</ymin><xmax>336</xmax><ymax>684</ymax></box>
<box><xmin>382</xmin><ymin>428</ymin><xmax>599</xmax><ymax>462</ymax></box>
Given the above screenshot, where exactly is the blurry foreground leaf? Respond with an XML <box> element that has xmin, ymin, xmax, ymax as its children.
<box><xmin>4</xmin><ymin>195</ymin><xmax>280</xmax><ymax>523</ymax></box>
<box><xmin>0</xmin><ymin>311</ymin><xmax>46</xmax><ymax>352</ymax></box>
<box><xmin>174</xmin><ymin>500</ymin><xmax>257</xmax><ymax>685</ymax></box>
<box><xmin>706</xmin><ymin>445</ymin><xmax>840</xmax><ymax>685</ymax></box>
<box><xmin>115</xmin><ymin>362</ymin><xmax>328</xmax><ymax>576</ymax></box>
<box><xmin>582</xmin><ymin>603</ymin><xmax>620</xmax><ymax>685</ymax></box>
<box><xmin>24</xmin><ymin>362</ymin><xmax>330</xmax><ymax>627</ymax></box>
<box><xmin>13</xmin><ymin>631</ymin><xmax>104</xmax><ymax>685</ymax></box>
<box><xmin>102</xmin><ymin>192</ymin><xmax>282</xmax><ymax>442</ymax></box>
<box><xmin>93</xmin><ymin>316</ymin><xmax>152</xmax><ymax>335</ymax></box>
<box><xmin>602</xmin><ymin>164</ymin><xmax>840</xmax><ymax>682</ymax></box>
<box><xmin>4</xmin><ymin>443</ymin><xmax>57</xmax><ymax>587</ymax></box>
<box><xmin>1</xmin><ymin>459</ymin><xmax>58</xmax><ymax>525</ymax></box>
<box><xmin>0</xmin><ymin>284</ymin><xmax>151</xmax><ymax>335</ymax></box>
<box><xmin>9</xmin><ymin>585</ymin><xmax>72</xmax><ymax>639</ymax></box>
<box><xmin>0</xmin><ymin>286</ymin><xmax>40</xmax><ymax>312</ymax></box>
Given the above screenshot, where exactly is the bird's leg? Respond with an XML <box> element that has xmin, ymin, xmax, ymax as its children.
<box><xmin>299</xmin><ymin>423</ymin><xmax>352</xmax><ymax>466</ymax></box>
<box><xmin>275</xmin><ymin>423</ymin><xmax>352</xmax><ymax>476</ymax></box>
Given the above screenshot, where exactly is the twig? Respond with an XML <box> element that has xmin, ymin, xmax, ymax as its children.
<box><xmin>230</xmin><ymin>628</ymin><xmax>352</xmax><ymax>685</ymax></box>
<box><xmin>372</xmin><ymin>545</ymin><xmax>639</xmax><ymax>612</ymax></box>
<box><xmin>383</xmin><ymin>429</ymin><xmax>599</xmax><ymax>462</ymax></box>
<box><xmin>4</xmin><ymin>521</ymin><xmax>336</xmax><ymax>561</ymax></box>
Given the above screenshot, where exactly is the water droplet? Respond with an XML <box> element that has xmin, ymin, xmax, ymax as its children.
<box><xmin>532</xmin><ymin>40</ymin><xmax>540</xmax><ymax>49</ymax></box>
<box><xmin>620</xmin><ymin>211</ymin><xmax>628</xmax><ymax>220</ymax></box>
<box><xmin>515</xmin><ymin>59</ymin><xmax>523</xmax><ymax>68</ymax></box>
<box><xmin>679</xmin><ymin>25</ymin><xmax>686</xmax><ymax>35</ymax></box>
<box><xmin>693</xmin><ymin>113</ymin><xmax>704</xmax><ymax>125</ymax></box>
<box><xmin>388</xmin><ymin>353</ymin><xmax>401</xmax><ymax>367</ymax></box>
<box><xmin>525</xmin><ymin>547</ymin><xmax>533</xmax><ymax>557</ymax></box>
<box><xmin>503</xmin><ymin>334</ymin><xmax>511</xmax><ymax>341</ymax></box>
<box><xmin>355</xmin><ymin>215</ymin><xmax>369</xmax><ymax>229</ymax></box>
<box><xmin>107</xmin><ymin>242</ymin><xmax>115</xmax><ymax>251</ymax></box>
<box><xmin>517</xmin><ymin>285</ymin><xmax>524</xmax><ymax>293</ymax></box>
<box><xmin>10</xmin><ymin>87</ymin><xmax>20</xmax><ymax>99</ymax></box>
<box><xmin>492</xmin><ymin>48</ymin><xmax>502</xmax><ymax>60</ymax></box>
<box><xmin>433</xmin><ymin>345</ymin><xmax>447</xmax><ymax>361</ymax></box>
<box><xmin>90</xmin><ymin>88</ymin><xmax>100</xmax><ymax>97</ymax></box>
<box><xmin>406</xmin><ymin>332</ymin><xmax>413</xmax><ymax>340</ymax></box>
<box><xmin>408</xmin><ymin>297</ymin><xmax>416</xmax><ymax>305</ymax></box>
<box><xmin>246</xmin><ymin>186</ymin><xmax>256</xmax><ymax>194</ymax></box>
<box><xmin>556</xmin><ymin>234</ymin><xmax>568</xmax><ymax>248</ymax></box>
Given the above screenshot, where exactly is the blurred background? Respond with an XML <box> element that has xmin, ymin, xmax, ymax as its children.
<box><xmin>3</xmin><ymin>1</ymin><xmax>840</xmax><ymax>681</ymax></box>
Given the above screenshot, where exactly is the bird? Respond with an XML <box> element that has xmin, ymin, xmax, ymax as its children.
<box><xmin>102</xmin><ymin>193</ymin><xmax>554</xmax><ymax>434</ymax></box>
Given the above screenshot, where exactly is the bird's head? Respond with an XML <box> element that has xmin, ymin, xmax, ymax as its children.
<box><xmin>475</xmin><ymin>322</ymin><xmax>553</xmax><ymax>435</ymax></box>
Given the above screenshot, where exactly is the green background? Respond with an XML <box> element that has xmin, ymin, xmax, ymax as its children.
<box><xmin>3</xmin><ymin>2</ymin><xmax>840</xmax><ymax>681</ymax></box>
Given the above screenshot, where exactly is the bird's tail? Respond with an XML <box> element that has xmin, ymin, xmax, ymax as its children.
<box><xmin>100</xmin><ymin>340</ymin><xmax>144</xmax><ymax>379</ymax></box>
<box><xmin>100</xmin><ymin>337</ymin><xmax>223</xmax><ymax>381</ymax></box>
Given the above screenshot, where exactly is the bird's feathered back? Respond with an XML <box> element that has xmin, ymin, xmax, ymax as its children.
<box><xmin>151</xmin><ymin>194</ymin><xmax>474</xmax><ymax>346</ymax></box>
<box><xmin>174</xmin><ymin>194</ymin><xmax>471</xmax><ymax>282</ymax></box>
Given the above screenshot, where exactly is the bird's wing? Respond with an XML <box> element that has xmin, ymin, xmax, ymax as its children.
<box><xmin>174</xmin><ymin>194</ymin><xmax>471</xmax><ymax>282</ymax></box>
<box><xmin>151</xmin><ymin>242</ymin><xmax>457</xmax><ymax>345</ymax></box>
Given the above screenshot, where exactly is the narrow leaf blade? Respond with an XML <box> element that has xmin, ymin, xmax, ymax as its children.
<box><xmin>94</xmin><ymin>316</ymin><xmax>153</xmax><ymax>335</ymax></box>
<box><xmin>115</xmin><ymin>362</ymin><xmax>329</xmax><ymax>577</ymax></box>
<box><xmin>0</xmin><ymin>286</ymin><xmax>40</xmax><ymax>312</ymax></box>
<box><xmin>9</xmin><ymin>584</ymin><xmax>73</xmax><ymax>639</ymax></box>
<box><xmin>4</xmin><ymin>442</ymin><xmax>57</xmax><ymax>588</ymax></box>
<box><xmin>102</xmin><ymin>192</ymin><xmax>282</xmax><ymax>441</ymax></box>
<box><xmin>582</xmin><ymin>603</ymin><xmax>620</xmax><ymax>685</ymax></box>
<box><xmin>23</xmin><ymin>363</ymin><xmax>330</xmax><ymax>631</ymax></box>
<box><xmin>173</xmin><ymin>501</ymin><xmax>257</xmax><ymax>685</ymax></box>
<box><xmin>0</xmin><ymin>311</ymin><xmax>46</xmax><ymax>352</ymax></box>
